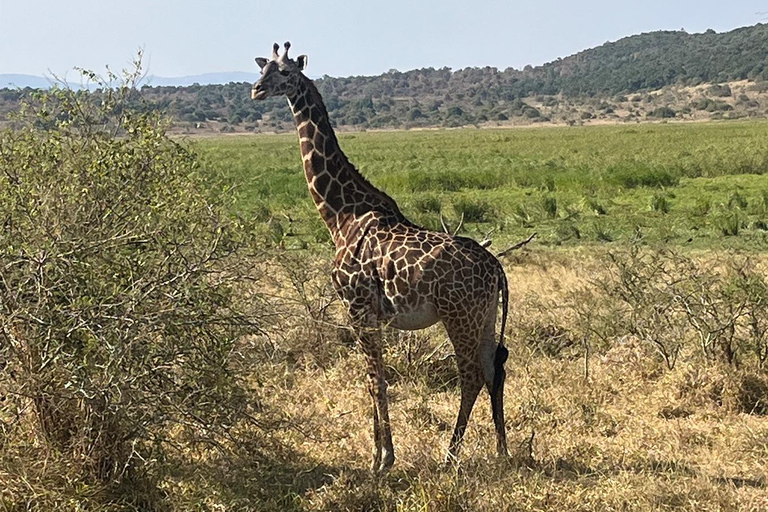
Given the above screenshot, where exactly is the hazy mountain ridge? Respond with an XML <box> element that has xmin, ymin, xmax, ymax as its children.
<box><xmin>0</xmin><ymin>72</ymin><xmax>261</xmax><ymax>89</ymax></box>
<box><xmin>0</xmin><ymin>74</ymin><xmax>54</xmax><ymax>89</ymax></box>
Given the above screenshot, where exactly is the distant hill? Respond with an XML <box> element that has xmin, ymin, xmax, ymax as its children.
<box><xmin>0</xmin><ymin>72</ymin><xmax>260</xmax><ymax>89</ymax></box>
<box><xmin>523</xmin><ymin>24</ymin><xmax>768</xmax><ymax>96</ymax></box>
<box><xmin>0</xmin><ymin>74</ymin><xmax>54</xmax><ymax>89</ymax></box>
<box><xmin>3</xmin><ymin>24</ymin><xmax>768</xmax><ymax>131</ymax></box>
<box><xmin>141</xmin><ymin>72</ymin><xmax>260</xmax><ymax>87</ymax></box>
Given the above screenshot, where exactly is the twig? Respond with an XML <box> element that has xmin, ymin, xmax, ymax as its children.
<box><xmin>496</xmin><ymin>232</ymin><xmax>537</xmax><ymax>258</ymax></box>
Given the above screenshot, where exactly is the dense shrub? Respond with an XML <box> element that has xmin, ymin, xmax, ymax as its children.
<box><xmin>0</xmin><ymin>68</ymin><xmax>261</xmax><ymax>506</ymax></box>
<box><xmin>592</xmin><ymin>247</ymin><xmax>768</xmax><ymax>368</ymax></box>
<box><xmin>648</xmin><ymin>106</ymin><xmax>676</xmax><ymax>118</ymax></box>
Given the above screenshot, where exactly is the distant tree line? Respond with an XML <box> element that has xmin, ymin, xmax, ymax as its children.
<box><xmin>2</xmin><ymin>24</ymin><xmax>768</xmax><ymax>130</ymax></box>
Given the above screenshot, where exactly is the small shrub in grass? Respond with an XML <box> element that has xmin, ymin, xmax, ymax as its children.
<box><xmin>728</xmin><ymin>191</ymin><xmax>748</xmax><ymax>210</ymax></box>
<box><xmin>406</xmin><ymin>170</ymin><xmax>467</xmax><ymax>192</ymax></box>
<box><xmin>584</xmin><ymin>198</ymin><xmax>607</xmax><ymax>215</ymax></box>
<box><xmin>692</xmin><ymin>198</ymin><xmax>711</xmax><ymax>216</ymax></box>
<box><xmin>596</xmin><ymin>248</ymin><xmax>768</xmax><ymax>369</ymax></box>
<box><xmin>556</xmin><ymin>223</ymin><xmax>581</xmax><ymax>241</ymax></box>
<box><xmin>522</xmin><ymin>323</ymin><xmax>576</xmax><ymax>357</ymax></box>
<box><xmin>733</xmin><ymin>372</ymin><xmax>768</xmax><ymax>415</ymax></box>
<box><xmin>611</xmin><ymin>166</ymin><xmax>679</xmax><ymax>188</ymax></box>
<box><xmin>716</xmin><ymin>210</ymin><xmax>742</xmax><ymax>236</ymax></box>
<box><xmin>541</xmin><ymin>195</ymin><xmax>558</xmax><ymax>218</ymax></box>
<box><xmin>592</xmin><ymin>220</ymin><xmax>613</xmax><ymax>242</ymax></box>
<box><xmin>651</xmin><ymin>193</ymin><xmax>671</xmax><ymax>214</ymax></box>
<box><xmin>252</xmin><ymin>201</ymin><xmax>272</xmax><ymax>222</ymax></box>
<box><xmin>413</xmin><ymin>194</ymin><xmax>442</xmax><ymax>213</ymax></box>
<box><xmin>452</xmin><ymin>197</ymin><xmax>494</xmax><ymax>223</ymax></box>
<box><xmin>513</xmin><ymin>204</ymin><xmax>533</xmax><ymax>227</ymax></box>
<box><xmin>268</xmin><ymin>217</ymin><xmax>286</xmax><ymax>244</ymax></box>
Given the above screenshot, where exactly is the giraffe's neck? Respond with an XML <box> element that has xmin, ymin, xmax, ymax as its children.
<box><xmin>286</xmin><ymin>78</ymin><xmax>404</xmax><ymax>243</ymax></box>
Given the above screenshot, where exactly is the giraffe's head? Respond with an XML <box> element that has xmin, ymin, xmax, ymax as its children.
<box><xmin>251</xmin><ymin>41</ymin><xmax>308</xmax><ymax>100</ymax></box>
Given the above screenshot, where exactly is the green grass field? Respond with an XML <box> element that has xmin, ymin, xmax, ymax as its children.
<box><xmin>196</xmin><ymin>121</ymin><xmax>768</xmax><ymax>251</ymax></box>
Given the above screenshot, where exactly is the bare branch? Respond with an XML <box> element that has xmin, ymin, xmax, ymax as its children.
<box><xmin>439</xmin><ymin>212</ymin><xmax>465</xmax><ymax>237</ymax></box>
<box><xmin>496</xmin><ymin>232</ymin><xmax>537</xmax><ymax>258</ymax></box>
<box><xmin>439</xmin><ymin>212</ymin><xmax>450</xmax><ymax>234</ymax></box>
<box><xmin>453</xmin><ymin>212</ymin><xmax>464</xmax><ymax>236</ymax></box>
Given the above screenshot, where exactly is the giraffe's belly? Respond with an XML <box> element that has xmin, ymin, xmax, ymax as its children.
<box><xmin>387</xmin><ymin>302</ymin><xmax>440</xmax><ymax>330</ymax></box>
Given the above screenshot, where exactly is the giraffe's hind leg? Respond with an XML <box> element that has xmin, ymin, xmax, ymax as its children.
<box><xmin>359</xmin><ymin>327</ymin><xmax>395</xmax><ymax>473</ymax></box>
<box><xmin>446</xmin><ymin>349</ymin><xmax>485</xmax><ymax>461</ymax></box>
<box><xmin>443</xmin><ymin>315</ymin><xmax>490</xmax><ymax>461</ymax></box>
<box><xmin>479</xmin><ymin>311</ymin><xmax>509</xmax><ymax>457</ymax></box>
<box><xmin>445</xmin><ymin>307</ymin><xmax>509</xmax><ymax>461</ymax></box>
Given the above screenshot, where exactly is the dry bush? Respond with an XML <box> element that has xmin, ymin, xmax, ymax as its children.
<box><xmin>0</xmin><ymin>66</ymin><xmax>264</xmax><ymax>508</ymax></box>
<box><xmin>590</xmin><ymin>246</ymin><xmax>768</xmax><ymax>369</ymax></box>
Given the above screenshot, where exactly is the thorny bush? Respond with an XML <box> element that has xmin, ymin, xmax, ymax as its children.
<box><xmin>0</xmin><ymin>65</ymin><xmax>264</xmax><ymax>505</ymax></box>
<box><xmin>594</xmin><ymin>246</ymin><xmax>768</xmax><ymax>369</ymax></box>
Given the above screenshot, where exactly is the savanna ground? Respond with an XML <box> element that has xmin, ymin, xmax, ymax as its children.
<box><xmin>3</xmin><ymin>105</ymin><xmax>768</xmax><ymax>511</ymax></box>
<box><xmin>186</xmin><ymin>122</ymin><xmax>768</xmax><ymax>510</ymax></box>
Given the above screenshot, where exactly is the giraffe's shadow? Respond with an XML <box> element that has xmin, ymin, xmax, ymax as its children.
<box><xmin>164</xmin><ymin>425</ymin><xmax>376</xmax><ymax>511</ymax></box>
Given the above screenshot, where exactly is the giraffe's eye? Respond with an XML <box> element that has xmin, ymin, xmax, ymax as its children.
<box><xmin>279</xmin><ymin>69</ymin><xmax>290</xmax><ymax>77</ymax></box>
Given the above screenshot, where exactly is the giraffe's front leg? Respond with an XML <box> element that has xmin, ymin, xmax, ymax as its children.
<box><xmin>358</xmin><ymin>327</ymin><xmax>395</xmax><ymax>473</ymax></box>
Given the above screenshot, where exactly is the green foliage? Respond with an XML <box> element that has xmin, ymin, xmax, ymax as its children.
<box><xmin>541</xmin><ymin>195</ymin><xmax>559</xmax><ymax>218</ymax></box>
<box><xmin>585</xmin><ymin>198</ymin><xmax>608</xmax><ymax>216</ymax></box>
<box><xmin>596</xmin><ymin>247</ymin><xmax>768</xmax><ymax>367</ymax></box>
<box><xmin>592</xmin><ymin>220</ymin><xmax>613</xmax><ymax>242</ymax></box>
<box><xmin>198</xmin><ymin>121</ymin><xmax>768</xmax><ymax>250</ymax></box>
<box><xmin>452</xmin><ymin>196</ymin><xmax>494</xmax><ymax>223</ymax></box>
<box><xmin>716</xmin><ymin>209</ymin><xmax>742</xmax><ymax>236</ymax></box>
<box><xmin>610</xmin><ymin>166</ymin><xmax>679</xmax><ymax>189</ymax></box>
<box><xmin>0</xmin><ymin>69</ymin><xmax>260</xmax><ymax>505</ymax></box>
<box><xmin>412</xmin><ymin>193</ymin><xmax>443</xmax><ymax>213</ymax></box>
<box><xmin>728</xmin><ymin>191</ymin><xmax>748</xmax><ymax>210</ymax></box>
<box><xmin>709</xmin><ymin>84</ymin><xmax>733</xmax><ymax>97</ymax></box>
<box><xmin>651</xmin><ymin>193</ymin><xmax>671</xmax><ymax>213</ymax></box>
<box><xmin>692</xmin><ymin>97</ymin><xmax>734</xmax><ymax>112</ymax></box>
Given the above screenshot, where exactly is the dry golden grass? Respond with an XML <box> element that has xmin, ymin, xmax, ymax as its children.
<box><xmin>162</xmin><ymin>248</ymin><xmax>768</xmax><ymax>511</ymax></box>
<box><xmin>4</xmin><ymin>249</ymin><xmax>768</xmax><ymax>511</ymax></box>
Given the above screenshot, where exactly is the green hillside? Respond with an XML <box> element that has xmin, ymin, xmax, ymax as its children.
<box><xmin>2</xmin><ymin>24</ymin><xmax>768</xmax><ymax>131</ymax></box>
<box><xmin>536</xmin><ymin>24</ymin><xmax>768</xmax><ymax>95</ymax></box>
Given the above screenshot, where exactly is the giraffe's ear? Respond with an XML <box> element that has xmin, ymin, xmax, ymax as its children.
<box><xmin>296</xmin><ymin>55</ymin><xmax>308</xmax><ymax>71</ymax></box>
<box><xmin>255</xmin><ymin>57</ymin><xmax>268</xmax><ymax>70</ymax></box>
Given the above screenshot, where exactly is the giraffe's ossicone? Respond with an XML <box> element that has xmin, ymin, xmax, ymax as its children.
<box><xmin>252</xmin><ymin>42</ymin><xmax>510</xmax><ymax>473</ymax></box>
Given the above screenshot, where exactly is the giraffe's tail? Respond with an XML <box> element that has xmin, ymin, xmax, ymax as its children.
<box><xmin>492</xmin><ymin>266</ymin><xmax>509</xmax><ymax>397</ymax></box>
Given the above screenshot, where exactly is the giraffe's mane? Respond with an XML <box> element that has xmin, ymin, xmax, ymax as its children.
<box><xmin>299</xmin><ymin>75</ymin><xmax>406</xmax><ymax>219</ymax></box>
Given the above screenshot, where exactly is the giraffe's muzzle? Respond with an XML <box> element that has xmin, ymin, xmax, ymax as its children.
<box><xmin>251</xmin><ymin>86</ymin><xmax>267</xmax><ymax>100</ymax></box>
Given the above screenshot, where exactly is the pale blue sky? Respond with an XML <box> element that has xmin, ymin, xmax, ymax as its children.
<box><xmin>1</xmin><ymin>0</ymin><xmax>766</xmax><ymax>78</ymax></box>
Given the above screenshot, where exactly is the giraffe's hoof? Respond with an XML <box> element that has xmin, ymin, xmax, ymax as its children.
<box><xmin>439</xmin><ymin>451</ymin><xmax>460</xmax><ymax>471</ymax></box>
<box><xmin>370</xmin><ymin>454</ymin><xmax>381</xmax><ymax>473</ymax></box>
<box><xmin>373</xmin><ymin>450</ymin><xmax>395</xmax><ymax>474</ymax></box>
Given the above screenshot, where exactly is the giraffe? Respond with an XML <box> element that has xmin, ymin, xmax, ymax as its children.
<box><xmin>252</xmin><ymin>42</ymin><xmax>510</xmax><ymax>473</ymax></box>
